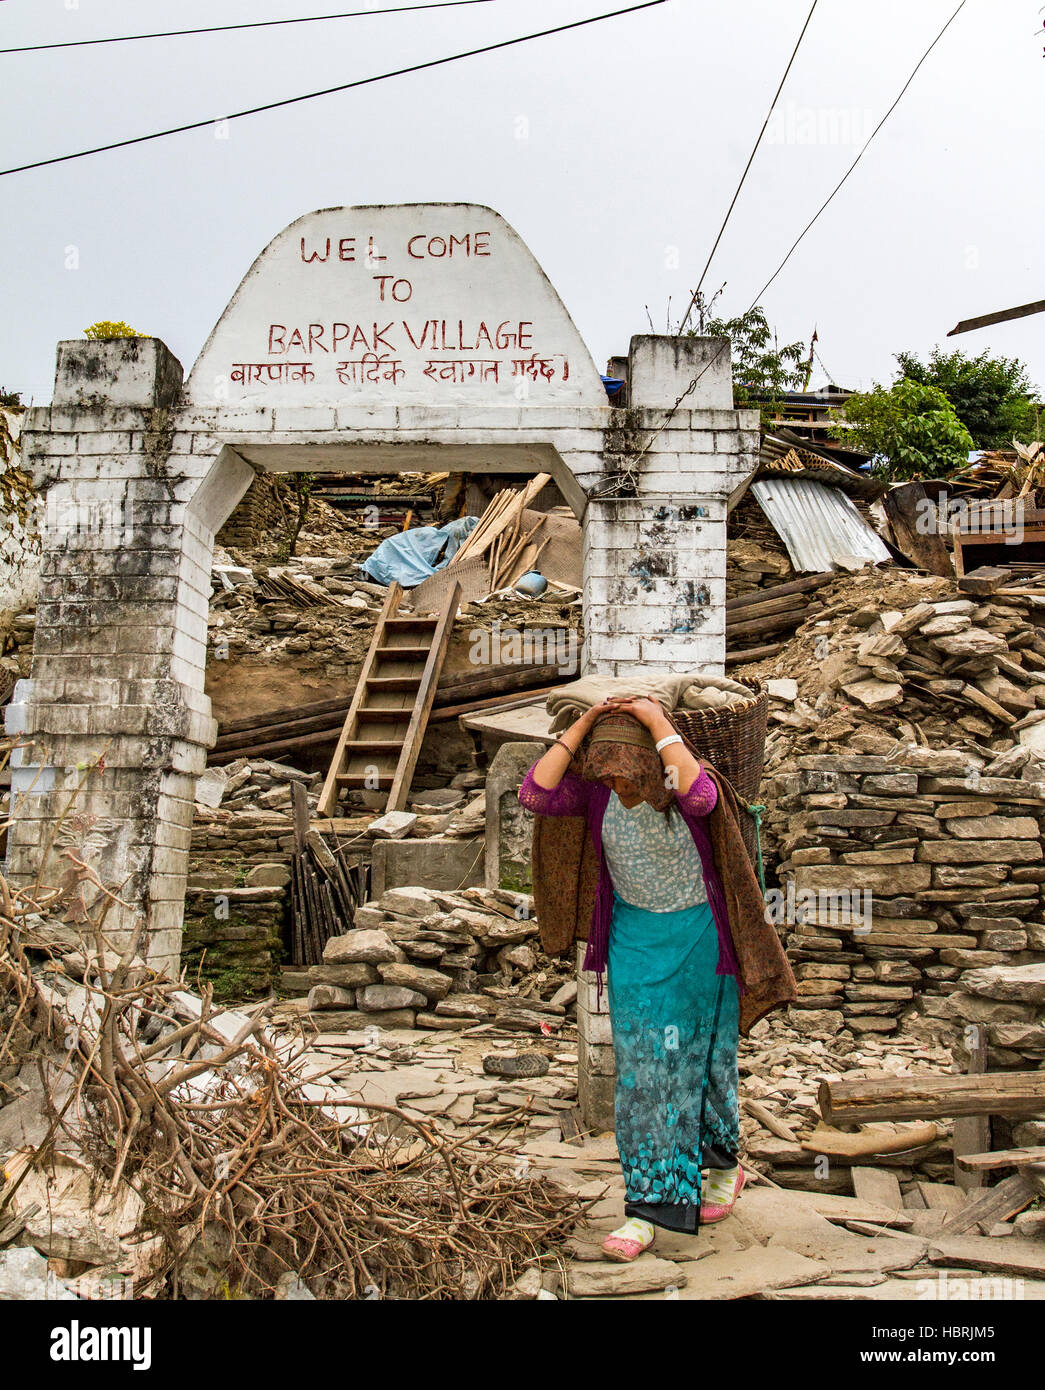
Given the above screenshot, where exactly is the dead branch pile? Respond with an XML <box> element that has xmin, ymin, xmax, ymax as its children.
<box><xmin>0</xmin><ymin>830</ymin><xmax>590</xmax><ymax>1299</ymax></box>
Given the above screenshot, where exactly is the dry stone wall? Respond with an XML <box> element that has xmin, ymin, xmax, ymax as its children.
<box><xmin>767</xmin><ymin>748</ymin><xmax>1045</xmax><ymax>1069</ymax></box>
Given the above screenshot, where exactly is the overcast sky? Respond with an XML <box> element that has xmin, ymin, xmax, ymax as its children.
<box><xmin>1</xmin><ymin>0</ymin><xmax>1042</xmax><ymax>407</ymax></box>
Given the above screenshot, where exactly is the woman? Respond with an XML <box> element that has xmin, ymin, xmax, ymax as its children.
<box><xmin>519</xmin><ymin>694</ymin><xmax>782</xmax><ymax>1261</ymax></box>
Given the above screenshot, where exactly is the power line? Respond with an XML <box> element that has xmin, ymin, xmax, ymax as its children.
<box><xmin>0</xmin><ymin>1</ymin><xmax>665</xmax><ymax>177</ymax></box>
<box><xmin>678</xmin><ymin>0</ymin><xmax>819</xmax><ymax>334</ymax></box>
<box><xmin>0</xmin><ymin>1</ymin><xmax>495</xmax><ymax>56</ymax></box>
<box><xmin>613</xmin><ymin>0</ymin><xmax>969</xmax><ymax>484</ymax></box>
<box><xmin>750</xmin><ymin>0</ymin><xmax>969</xmax><ymax>307</ymax></box>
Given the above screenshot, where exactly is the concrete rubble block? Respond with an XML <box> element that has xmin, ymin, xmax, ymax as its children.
<box><xmin>484</xmin><ymin>740</ymin><xmax>545</xmax><ymax>893</ymax></box>
<box><xmin>369</xmin><ymin>838</ymin><xmax>484</xmax><ymax>897</ymax></box>
<box><xmin>368</xmin><ymin>810</ymin><xmax>417</xmax><ymax>839</ymax></box>
<box><xmin>322</xmin><ymin>928</ymin><xmax>406</xmax><ymax>966</ymax></box>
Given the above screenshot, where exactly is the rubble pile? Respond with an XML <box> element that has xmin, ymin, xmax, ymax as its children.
<box><xmin>737</xmin><ymin>1016</ymin><xmax>959</xmax><ymax>1192</ymax></box>
<box><xmin>0</xmin><ymin>898</ymin><xmax>588</xmax><ymax>1300</ymax></box>
<box><xmin>737</xmin><ymin>566</ymin><xmax>1045</xmax><ymax>767</ymax></box>
<box><xmin>291</xmin><ymin>883</ymin><xmax>575</xmax><ymax>1036</ymax></box>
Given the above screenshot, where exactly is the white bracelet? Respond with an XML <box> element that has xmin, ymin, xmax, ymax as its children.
<box><xmin>654</xmin><ymin>733</ymin><xmax>683</xmax><ymax>753</ymax></box>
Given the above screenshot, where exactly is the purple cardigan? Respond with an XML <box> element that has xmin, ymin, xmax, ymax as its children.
<box><xmin>518</xmin><ymin>763</ymin><xmax>742</xmax><ymax>999</ymax></box>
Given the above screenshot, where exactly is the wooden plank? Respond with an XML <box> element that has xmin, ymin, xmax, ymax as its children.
<box><xmin>386</xmin><ymin>580</ymin><xmax>461</xmax><ymax>813</ymax></box>
<box><xmin>957</xmin><ymin>1146</ymin><xmax>1045</xmax><ymax>1172</ymax></box>
<box><xmin>953</xmin><ymin>1023</ymin><xmax>989</xmax><ymax>1192</ymax></box>
<box><xmin>952</xmin><ymin>516</ymin><xmax>965</xmax><ymax>578</ymax></box>
<box><xmin>725</xmin><ymin>641</ymin><xmax>785</xmax><ymax>667</ymax></box>
<box><xmin>743</xmin><ymin>1099</ymin><xmax>800</xmax><ymax>1144</ymax></box>
<box><xmin>933</xmin><ymin>1173</ymin><xmax>1036</xmax><ymax>1238</ymax></box>
<box><xmin>819</xmin><ymin>1071</ymin><xmax>1045</xmax><ymax>1124</ymax></box>
<box><xmin>851</xmin><ymin>1167</ymin><xmax>904</xmax><ymax>1211</ymax></box>
<box><xmin>882</xmin><ymin>481</ymin><xmax>954</xmax><ymax>577</ymax></box>
<box><xmin>724</xmin><ymin>606</ymin><xmax>813</xmax><ymax>641</ymax></box>
<box><xmin>914</xmin><ymin>1182</ymin><xmax>967</xmax><ymax>1212</ymax></box>
<box><xmin>316</xmin><ymin>582</ymin><xmax>404</xmax><ymax>818</ymax></box>
<box><xmin>957</xmin><ymin>565</ymin><xmax>1012</xmax><ymax>595</ymax></box>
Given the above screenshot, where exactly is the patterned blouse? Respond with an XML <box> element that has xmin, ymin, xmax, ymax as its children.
<box><xmin>601</xmin><ymin>792</ymin><xmax>709</xmax><ymax>912</ymax></box>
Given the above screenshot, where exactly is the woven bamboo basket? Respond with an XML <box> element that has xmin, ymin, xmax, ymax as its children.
<box><xmin>667</xmin><ymin>677</ymin><xmax>769</xmax><ymax>870</ymax></box>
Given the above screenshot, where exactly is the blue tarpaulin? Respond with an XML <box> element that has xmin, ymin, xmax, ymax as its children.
<box><xmin>360</xmin><ymin>515</ymin><xmax>479</xmax><ymax>587</ymax></box>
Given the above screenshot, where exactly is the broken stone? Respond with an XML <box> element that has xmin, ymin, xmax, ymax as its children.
<box><xmin>322</xmin><ymin>929</ymin><xmax>406</xmax><ymax>966</ymax></box>
<box><xmin>367</xmin><ymin>811</ymin><xmax>418</xmax><ymax>839</ymax></box>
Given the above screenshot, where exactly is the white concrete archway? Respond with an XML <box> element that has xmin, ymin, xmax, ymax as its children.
<box><xmin>5</xmin><ymin>204</ymin><xmax>758</xmax><ymax>971</ymax></box>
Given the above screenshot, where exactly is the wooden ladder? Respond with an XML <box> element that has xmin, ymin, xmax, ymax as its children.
<box><xmin>316</xmin><ymin>579</ymin><xmax>460</xmax><ymax>818</ymax></box>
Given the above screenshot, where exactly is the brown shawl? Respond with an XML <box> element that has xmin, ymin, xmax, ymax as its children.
<box><xmin>530</xmin><ymin>739</ymin><xmax>796</xmax><ymax>1036</ymax></box>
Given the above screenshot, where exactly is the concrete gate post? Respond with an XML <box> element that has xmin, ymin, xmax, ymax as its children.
<box><xmin>576</xmin><ymin>335</ymin><xmax>760</xmax><ymax>1132</ymax></box>
<box><xmin>3</xmin><ymin>338</ymin><xmax>250</xmax><ymax>973</ymax></box>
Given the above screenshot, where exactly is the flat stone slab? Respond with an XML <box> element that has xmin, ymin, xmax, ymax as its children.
<box><xmin>628</xmin><ymin>1246</ymin><xmax>828</xmax><ymax>1301</ymax></box>
<box><xmin>565</xmin><ymin>1257</ymin><xmax>688</xmax><ymax>1297</ymax></box>
<box><xmin>459</xmin><ymin>701</ymin><xmax>555</xmax><ymax>744</ymax></box>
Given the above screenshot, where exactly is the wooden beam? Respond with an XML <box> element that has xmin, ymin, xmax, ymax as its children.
<box><xmin>724</xmin><ymin>571</ymin><xmax>835</xmax><ymax>612</ymax></box>
<box><xmin>882</xmin><ymin>481</ymin><xmax>954</xmax><ymax>578</ymax></box>
<box><xmin>933</xmin><ymin>1173</ymin><xmax>1036</xmax><ymax>1238</ymax></box>
<box><xmin>818</xmin><ymin>1070</ymin><xmax>1045</xmax><ymax>1125</ymax></box>
<box><xmin>948</xmin><ymin>298</ymin><xmax>1045</xmax><ymax>337</ymax></box>
<box><xmin>956</xmin><ymin>1146</ymin><xmax>1045</xmax><ymax>1172</ymax></box>
<box><xmin>953</xmin><ymin>1024</ymin><xmax>990</xmax><ymax>1192</ymax></box>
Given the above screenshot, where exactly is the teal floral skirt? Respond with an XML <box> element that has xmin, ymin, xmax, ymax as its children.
<box><xmin>607</xmin><ymin>891</ymin><xmax>740</xmax><ymax>1233</ymax></box>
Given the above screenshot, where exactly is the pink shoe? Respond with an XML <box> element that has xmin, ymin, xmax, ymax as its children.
<box><xmin>602</xmin><ymin>1219</ymin><xmax>656</xmax><ymax>1262</ymax></box>
<box><xmin>699</xmin><ymin>1164</ymin><xmax>745</xmax><ymax>1224</ymax></box>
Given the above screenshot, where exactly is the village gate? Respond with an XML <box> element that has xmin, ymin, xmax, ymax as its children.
<box><xmin>4</xmin><ymin>204</ymin><xmax>758</xmax><ymax>993</ymax></box>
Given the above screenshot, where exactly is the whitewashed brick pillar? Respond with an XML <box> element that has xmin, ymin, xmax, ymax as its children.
<box><xmin>3</xmin><ymin>339</ymin><xmax>248</xmax><ymax>973</ymax></box>
<box><xmin>577</xmin><ymin>335</ymin><xmax>760</xmax><ymax>1130</ymax></box>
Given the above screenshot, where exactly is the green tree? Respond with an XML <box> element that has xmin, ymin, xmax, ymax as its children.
<box><xmin>833</xmin><ymin>378</ymin><xmax>974</xmax><ymax>481</ymax></box>
<box><xmin>84</xmin><ymin>320</ymin><xmax>144</xmax><ymax>340</ymax></box>
<box><xmin>690</xmin><ymin>303</ymin><xmax>805</xmax><ymax>425</ymax></box>
<box><xmin>0</xmin><ymin>387</ymin><xmax>23</xmax><ymax>409</ymax></box>
<box><xmin>894</xmin><ymin>347</ymin><xmax>1040</xmax><ymax>448</ymax></box>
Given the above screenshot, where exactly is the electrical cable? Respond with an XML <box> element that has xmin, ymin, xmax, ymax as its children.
<box><xmin>0</xmin><ymin>0</ymin><xmax>666</xmax><ymax>177</ymax></box>
<box><xmin>678</xmin><ymin>0</ymin><xmax>819</xmax><ymax>334</ymax></box>
<box><xmin>0</xmin><ymin>1</ymin><xmax>496</xmax><ymax>56</ymax></box>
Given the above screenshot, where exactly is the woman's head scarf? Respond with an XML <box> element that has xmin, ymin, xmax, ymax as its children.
<box><xmin>579</xmin><ymin>709</ymin><xmax>675</xmax><ymax>811</ymax></box>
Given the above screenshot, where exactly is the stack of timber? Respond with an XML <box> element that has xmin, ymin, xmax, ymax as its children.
<box><xmin>256</xmin><ymin>567</ymin><xmax>344</xmax><ymax>608</ymax></box>
<box><xmin>725</xmin><ymin>571</ymin><xmax>835</xmax><ymax>666</ymax></box>
<box><xmin>450</xmin><ymin>473</ymin><xmax>552</xmax><ymax>588</ymax></box>
<box><xmin>289</xmin><ymin>782</ymin><xmax>369</xmax><ymax>966</ymax></box>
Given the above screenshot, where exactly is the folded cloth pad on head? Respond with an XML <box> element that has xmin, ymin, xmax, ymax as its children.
<box><xmin>546</xmin><ymin>671</ymin><xmax>756</xmax><ymax>733</ymax></box>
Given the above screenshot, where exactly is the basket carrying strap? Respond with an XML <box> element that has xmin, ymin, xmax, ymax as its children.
<box><xmin>746</xmin><ymin>801</ymin><xmax>767</xmax><ymax>894</ymax></box>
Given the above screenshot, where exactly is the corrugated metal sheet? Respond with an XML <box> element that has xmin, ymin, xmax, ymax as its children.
<box><xmin>750</xmin><ymin>476</ymin><xmax>892</xmax><ymax>574</ymax></box>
